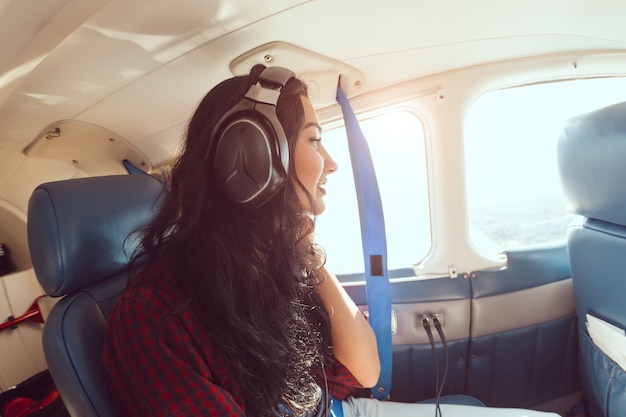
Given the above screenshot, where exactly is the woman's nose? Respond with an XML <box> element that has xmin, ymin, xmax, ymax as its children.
<box><xmin>322</xmin><ymin>145</ymin><xmax>338</xmax><ymax>173</ymax></box>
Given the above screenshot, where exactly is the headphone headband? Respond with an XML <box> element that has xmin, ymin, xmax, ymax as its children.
<box><xmin>246</xmin><ymin>66</ymin><xmax>296</xmax><ymax>104</ymax></box>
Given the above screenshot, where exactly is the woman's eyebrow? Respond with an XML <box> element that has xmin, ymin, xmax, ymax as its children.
<box><xmin>303</xmin><ymin>122</ymin><xmax>322</xmax><ymax>133</ymax></box>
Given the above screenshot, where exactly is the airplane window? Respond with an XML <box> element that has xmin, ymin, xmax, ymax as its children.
<box><xmin>465</xmin><ymin>77</ymin><xmax>626</xmax><ymax>253</ymax></box>
<box><xmin>316</xmin><ymin>111</ymin><xmax>430</xmax><ymax>279</ymax></box>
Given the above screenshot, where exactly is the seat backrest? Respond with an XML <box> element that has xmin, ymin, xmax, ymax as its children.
<box><xmin>557</xmin><ymin>100</ymin><xmax>626</xmax><ymax>417</ymax></box>
<box><xmin>27</xmin><ymin>175</ymin><xmax>164</xmax><ymax>417</ymax></box>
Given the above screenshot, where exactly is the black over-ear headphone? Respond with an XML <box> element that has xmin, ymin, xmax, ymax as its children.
<box><xmin>212</xmin><ymin>66</ymin><xmax>296</xmax><ymax>210</ymax></box>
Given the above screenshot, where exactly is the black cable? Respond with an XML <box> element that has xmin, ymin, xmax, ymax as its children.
<box><xmin>421</xmin><ymin>316</ymin><xmax>442</xmax><ymax>417</ymax></box>
<box><xmin>432</xmin><ymin>315</ymin><xmax>448</xmax><ymax>411</ymax></box>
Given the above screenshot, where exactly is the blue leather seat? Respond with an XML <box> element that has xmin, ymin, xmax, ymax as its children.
<box><xmin>557</xmin><ymin>101</ymin><xmax>626</xmax><ymax>417</ymax></box>
<box><xmin>27</xmin><ymin>175</ymin><xmax>164</xmax><ymax>417</ymax></box>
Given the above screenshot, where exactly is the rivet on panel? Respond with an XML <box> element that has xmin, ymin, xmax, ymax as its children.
<box><xmin>46</xmin><ymin>127</ymin><xmax>61</xmax><ymax>139</ymax></box>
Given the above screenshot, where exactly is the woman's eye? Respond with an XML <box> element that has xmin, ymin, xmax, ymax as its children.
<box><xmin>310</xmin><ymin>138</ymin><xmax>322</xmax><ymax>147</ymax></box>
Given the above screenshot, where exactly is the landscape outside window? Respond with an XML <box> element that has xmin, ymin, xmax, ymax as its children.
<box><xmin>465</xmin><ymin>77</ymin><xmax>626</xmax><ymax>253</ymax></box>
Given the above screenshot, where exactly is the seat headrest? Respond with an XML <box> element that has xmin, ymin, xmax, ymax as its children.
<box><xmin>557</xmin><ymin>100</ymin><xmax>626</xmax><ymax>226</ymax></box>
<box><xmin>27</xmin><ymin>175</ymin><xmax>164</xmax><ymax>297</ymax></box>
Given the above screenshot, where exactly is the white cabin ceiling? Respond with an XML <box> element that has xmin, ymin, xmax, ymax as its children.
<box><xmin>1</xmin><ymin>0</ymin><xmax>625</xmax><ymax>168</ymax></box>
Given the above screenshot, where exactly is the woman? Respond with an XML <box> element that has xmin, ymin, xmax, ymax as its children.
<box><xmin>103</xmin><ymin>65</ymin><xmax>558</xmax><ymax>417</ymax></box>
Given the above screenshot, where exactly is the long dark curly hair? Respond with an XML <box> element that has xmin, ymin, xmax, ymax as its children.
<box><xmin>130</xmin><ymin>64</ymin><xmax>333</xmax><ymax>417</ymax></box>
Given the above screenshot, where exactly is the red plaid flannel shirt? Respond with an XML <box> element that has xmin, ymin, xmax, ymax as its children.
<box><xmin>102</xmin><ymin>262</ymin><xmax>362</xmax><ymax>416</ymax></box>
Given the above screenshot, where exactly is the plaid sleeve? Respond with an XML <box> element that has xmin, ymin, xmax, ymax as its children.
<box><xmin>323</xmin><ymin>359</ymin><xmax>364</xmax><ymax>400</ymax></box>
<box><xmin>103</xmin><ymin>288</ymin><xmax>245</xmax><ymax>417</ymax></box>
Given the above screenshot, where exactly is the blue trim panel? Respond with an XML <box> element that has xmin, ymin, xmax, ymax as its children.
<box><xmin>337</xmin><ymin>268</ymin><xmax>415</xmax><ymax>284</ymax></box>
<box><xmin>472</xmin><ymin>244</ymin><xmax>571</xmax><ymax>298</ymax></box>
<box><xmin>345</xmin><ymin>274</ymin><xmax>472</xmax><ymax>306</ymax></box>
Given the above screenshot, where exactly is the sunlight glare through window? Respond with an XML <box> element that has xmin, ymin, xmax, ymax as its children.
<box><xmin>316</xmin><ymin>111</ymin><xmax>430</xmax><ymax>278</ymax></box>
<box><xmin>465</xmin><ymin>77</ymin><xmax>626</xmax><ymax>252</ymax></box>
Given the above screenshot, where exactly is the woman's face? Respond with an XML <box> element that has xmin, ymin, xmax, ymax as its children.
<box><xmin>293</xmin><ymin>96</ymin><xmax>337</xmax><ymax>215</ymax></box>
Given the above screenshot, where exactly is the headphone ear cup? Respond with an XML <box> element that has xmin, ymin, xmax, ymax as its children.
<box><xmin>213</xmin><ymin>116</ymin><xmax>285</xmax><ymax>209</ymax></box>
<box><xmin>210</xmin><ymin>66</ymin><xmax>295</xmax><ymax>209</ymax></box>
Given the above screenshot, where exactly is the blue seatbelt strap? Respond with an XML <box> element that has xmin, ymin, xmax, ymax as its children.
<box><xmin>330</xmin><ymin>396</ymin><xmax>344</xmax><ymax>417</ymax></box>
<box><xmin>122</xmin><ymin>159</ymin><xmax>146</xmax><ymax>175</ymax></box>
<box><xmin>336</xmin><ymin>86</ymin><xmax>392</xmax><ymax>400</ymax></box>
<box><xmin>123</xmin><ymin>159</ymin><xmax>169</xmax><ymax>190</ymax></box>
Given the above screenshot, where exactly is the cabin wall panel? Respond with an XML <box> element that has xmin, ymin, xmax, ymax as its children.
<box><xmin>391</xmin><ymin>340</ymin><xmax>470</xmax><ymax>403</ymax></box>
<box><xmin>0</xmin><ymin>153</ymin><xmax>86</xmax><ymax>392</ymax></box>
<box><xmin>466</xmin><ymin>315</ymin><xmax>579</xmax><ymax>407</ymax></box>
<box><xmin>0</xmin><ymin>152</ymin><xmax>85</xmax><ymax>273</ymax></box>
<box><xmin>0</xmin><ymin>155</ymin><xmax>84</xmax><ymax>214</ymax></box>
<box><xmin>0</xmin><ymin>151</ymin><xmax>24</xmax><ymax>191</ymax></box>
<box><xmin>466</xmin><ymin>245</ymin><xmax>579</xmax><ymax>407</ymax></box>
<box><xmin>391</xmin><ymin>300</ymin><xmax>470</xmax><ymax>345</ymax></box>
<box><xmin>0</xmin><ymin>199</ymin><xmax>29</xmax><ymax>271</ymax></box>
<box><xmin>0</xmin><ymin>269</ymin><xmax>48</xmax><ymax>391</ymax></box>
<box><xmin>350</xmin><ymin>245</ymin><xmax>579</xmax><ymax>408</ymax></box>
<box><xmin>470</xmin><ymin>279</ymin><xmax>575</xmax><ymax>338</ymax></box>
